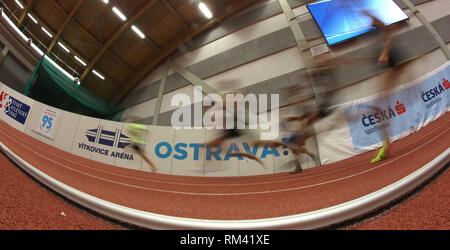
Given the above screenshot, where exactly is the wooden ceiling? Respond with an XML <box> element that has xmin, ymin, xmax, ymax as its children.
<box><xmin>2</xmin><ymin>0</ymin><xmax>262</xmax><ymax>104</ymax></box>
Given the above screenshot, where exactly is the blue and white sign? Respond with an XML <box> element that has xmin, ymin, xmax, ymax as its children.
<box><xmin>4</xmin><ymin>95</ymin><xmax>30</xmax><ymax>125</ymax></box>
<box><xmin>344</xmin><ymin>63</ymin><xmax>450</xmax><ymax>150</ymax></box>
<box><xmin>37</xmin><ymin>108</ymin><xmax>58</xmax><ymax>137</ymax></box>
<box><xmin>84</xmin><ymin>125</ymin><xmax>131</xmax><ymax>149</ymax></box>
<box><xmin>0</xmin><ymin>85</ymin><xmax>35</xmax><ymax>132</ymax></box>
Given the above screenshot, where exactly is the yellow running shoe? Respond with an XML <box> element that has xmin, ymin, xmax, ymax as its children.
<box><xmin>371</xmin><ymin>141</ymin><xmax>390</xmax><ymax>164</ymax></box>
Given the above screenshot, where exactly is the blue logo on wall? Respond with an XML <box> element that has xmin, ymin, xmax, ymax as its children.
<box><xmin>85</xmin><ymin>125</ymin><xmax>131</xmax><ymax>148</ymax></box>
<box><xmin>4</xmin><ymin>96</ymin><xmax>30</xmax><ymax>125</ymax></box>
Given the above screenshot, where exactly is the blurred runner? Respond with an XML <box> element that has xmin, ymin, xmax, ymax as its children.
<box><xmin>268</xmin><ymin>53</ymin><xmax>352</xmax><ymax>173</ymax></box>
<box><xmin>362</xmin><ymin>9</ymin><xmax>409</xmax><ymax>163</ymax></box>
<box><xmin>204</xmin><ymin>93</ymin><xmax>265</xmax><ymax>167</ymax></box>
<box><xmin>125</xmin><ymin>122</ymin><xmax>158</xmax><ymax>173</ymax></box>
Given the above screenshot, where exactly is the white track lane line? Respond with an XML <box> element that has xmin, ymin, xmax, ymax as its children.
<box><xmin>3</xmin><ymin>140</ymin><xmax>448</xmax><ymax>229</ymax></box>
<box><xmin>0</xmin><ymin>120</ymin><xmax>447</xmax><ymax>188</ymax></box>
<box><xmin>0</xmin><ymin>127</ymin><xmax>367</xmax><ymax>186</ymax></box>
<box><xmin>0</xmin><ymin>125</ymin><xmax>448</xmax><ymax>196</ymax></box>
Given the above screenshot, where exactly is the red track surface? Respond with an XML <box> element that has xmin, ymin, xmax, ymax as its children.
<box><xmin>0</xmin><ymin>112</ymin><xmax>449</xmax><ymax>229</ymax></box>
<box><xmin>347</xmin><ymin>165</ymin><xmax>449</xmax><ymax>230</ymax></box>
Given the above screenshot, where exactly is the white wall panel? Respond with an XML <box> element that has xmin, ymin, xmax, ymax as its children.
<box><xmin>418</xmin><ymin>0</ymin><xmax>450</xmax><ymax>22</ymax></box>
<box><xmin>134</xmin><ymin>63</ymin><xmax>171</xmax><ymax>92</ymax></box>
<box><xmin>205</xmin><ymin>46</ymin><xmax>304</xmax><ymax>91</ymax></box>
<box><xmin>160</xmin><ymin>85</ymin><xmax>195</xmax><ymax>113</ymax></box>
<box><xmin>171</xmin><ymin>128</ymin><xmax>206</xmax><ymax>176</ymax></box>
<box><xmin>122</xmin><ymin>98</ymin><xmax>156</xmax><ymax>121</ymax></box>
<box><xmin>174</xmin><ymin>12</ymin><xmax>292</xmax><ymax>69</ymax></box>
<box><xmin>53</xmin><ymin>111</ymin><xmax>80</xmax><ymax>153</ymax></box>
<box><xmin>143</xmin><ymin>125</ymin><xmax>176</xmax><ymax>174</ymax></box>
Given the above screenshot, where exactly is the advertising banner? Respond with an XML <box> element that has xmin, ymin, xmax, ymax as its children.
<box><xmin>343</xmin><ymin>62</ymin><xmax>450</xmax><ymax>150</ymax></box>
<box><xmin>1</xmin><ymin>59</ymin><xmax>448</xmax><ymax>176</ymax></box>
<box><xmin>53</xmin><ymin>111</ymin><xmax>80</xmax><ymax>153</ymax></box>
<box><xmin>71</xmin><ymin>116</ymin><xmax>138</xmax><ymax>167</ymax></box>
<box><xmin>0</xmin><ymin>84</ymin><xmax>34</xmax><ymax>132</ymax></box>
<box><xmin>24</xmin><ymin>101</ymin><xmax>62</xmax><ymax>145</ymax></box>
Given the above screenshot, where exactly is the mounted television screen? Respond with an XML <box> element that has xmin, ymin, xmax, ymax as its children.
<box><xmin>307</xmin><ymin>0</ymin><xmax>408</xmax><ymax>46</ymax></box>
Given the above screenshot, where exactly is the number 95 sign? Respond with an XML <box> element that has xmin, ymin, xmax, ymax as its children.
<box><xmin>38</xmin><ymin>108</ymin><xmax>58</xmax><ymax>136</ymax></box>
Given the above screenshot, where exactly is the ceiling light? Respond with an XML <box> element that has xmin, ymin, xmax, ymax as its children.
<box><xmin>27</xmin><ymin>13</ymin><xmax>38</xmax><ymax>24</ymax></box>
<box><xmin>93</xmin><ymin>70</ymin><xmax>105</xmax><ymax>80</ymax></box>
<box><xmin>74</xmin><ymin>56</ymin><xmax>87</xmax><ymax>66</ymax></box>
<box><xmin>198</xmin><ymin>2</ymin><xmax>212</xmax><ymax>19</ymax></box>
<box><xmin>41</xmin><ymin>27</ymin><xmax>53</xmax><ymax>38</ymax></box>
<box><xmin>102</xmin><ymin>0</ymin><xmax>109</xmax><ymax>4</ymax></box>
<box><xmin>15</xmin><ymin>0</ymin><xmax>24</xmax><ymax>9</ymax></box>
<box><xmin>131</xmin><ymin>25</ymin><xmax>145</xmax><ymax>39</ymax></box>
<box><xmin>112</xmin><ymin>7</ymin><xmax>127</xmax><ymax>21</ymax></box>
<box><xmin>58</xmin><ymin>41</ymin><xmax>70</xmax><ymax>53</ymax></box>
<box><xmin>1</xmin><ymin>9</ymin><xmax>29</xmax><ymax>41</ymax></box>
<box><xmin>0</xmin><ymin>11</ymin><xmax>75</xmax><ymax>82</ymax></box>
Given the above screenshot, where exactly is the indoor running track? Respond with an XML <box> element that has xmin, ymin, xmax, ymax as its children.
<box><xmin>0</xmin><ymin>112</ymin><xmax>448</xmax><ymax>227</ymax></box>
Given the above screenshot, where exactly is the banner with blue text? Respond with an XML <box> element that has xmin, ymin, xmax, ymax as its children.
<box><xmin>343</xmin><ymin>62</ymin><xmax>449</xmax><ymax>150</ymax></box>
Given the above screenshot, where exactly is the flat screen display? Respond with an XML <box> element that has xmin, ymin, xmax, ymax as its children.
<box><xmin>307</xmin><ymin>0</ymin><xmax>408</xmax><ymax>46</ymax></box>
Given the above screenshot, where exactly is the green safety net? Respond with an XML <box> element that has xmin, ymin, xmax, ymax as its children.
<box><xmin>24</xmin><ymin>55</ymin><xmax>122</xmax><ymax>120</ymax></box>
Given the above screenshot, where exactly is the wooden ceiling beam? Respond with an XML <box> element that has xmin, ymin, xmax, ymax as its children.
<box><xmin>47</xmin><ymin>0</ymin><xmax>85</xmax><ymax>53</ymax></box>
<box><xmin>29</xmin><ymin>10</ymin><xmax>119</xmax><ymax>86</ymax></box>
<box><xmin>46</xmin><ymin>0</ymin><xmax>133</xmax><ymax>70</ymax></box>
<box><xmin>163</xmin><ymin>0</ymin><xmax>188</xmax><ymax>28</ymax></box>
<box><xmin>109</xmin><ymin>0</ymin><xmax>261</xmax><ymax>105</ymax></box>
<box><xmin>17</xmin><ymin>0</ymin><xmax>36</xmax><ymax>27</ymax></box>
<box><xmin>79</xmin><ymin>0</ymin><xmax>159</xmax><ymax>81</ymax></box>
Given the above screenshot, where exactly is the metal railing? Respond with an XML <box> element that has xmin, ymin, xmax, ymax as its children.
<box><xmin>0</xmin><ymin>0</ymin><xmax>81</xmax><ymax>78</ymax></box>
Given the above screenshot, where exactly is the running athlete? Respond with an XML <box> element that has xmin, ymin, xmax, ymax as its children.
<box><xmin>362</xmin><ymin>9</ymin><xmax>409</xmax><ymax>164</ymax></box>
<box><xmin>266</xmin><ymin>53</ymin><xmax>357</xmax><ymax>173</ymax></box>
<box><xmin>204</xmin><ymin>95</ymin><xmax>265</xmax><ymax>167</ymax></box>
<box><xmin>125</xmin><ymin>122</ymin><xmax>158</xmax><ymax>173</ymax></box>
<box><xmin>250</xmin><ymin>125</ymin><xmax>317</xmax><ymax>174</ymax></box>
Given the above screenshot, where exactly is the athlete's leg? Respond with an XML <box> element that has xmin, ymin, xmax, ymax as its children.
<box><xmin>371</xmin><ymin>62</ymin><xmax>407</xmax><ymax>163</ymax></box>
<box><xmin>291</xmin><ymin>154</ymin><xmax>303</xmax><ymax>174</ymax></box>
<box><xmin>139</xmin><ymin>152</ymin><xmax>158</xmax><ymax>173</ymax></box>
<box><xmin>128</xmin><ymin>144</ymin><xmax>158</xmax><ymax>172</ymax></box>
<box><xmin>231</xmin><ymin>152</ymin><xmax>266</xmax><ymax>169</ymax></box>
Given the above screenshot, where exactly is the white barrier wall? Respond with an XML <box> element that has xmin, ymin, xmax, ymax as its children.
<box><xmin>0</xmin><ymin>82</ymin><xmax>311</xmax><ymax>176</ymax></box>
<box><xmin>0</xmin><ymin>59</ymin><xmax>448</xmax><ymax>176</ymax></box>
